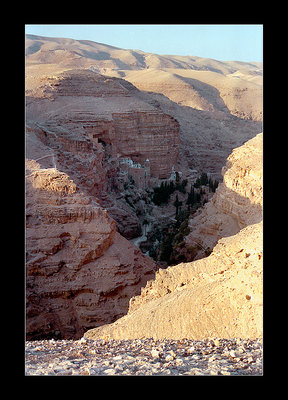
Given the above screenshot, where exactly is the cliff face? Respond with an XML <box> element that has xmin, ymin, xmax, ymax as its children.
<box><xmin>26</xmin><ymin>70</ymin><xmax>180</xmax><ymax>238</ymax></box>
<box><xmin>185</xmin><ymin>133</ymin><xmax>263</xmax><ymax>258</ymax></box>
<box><xmin>26</xmin><ymin>69</ymin><xmax>180</xmax><ymax>181</ymax></box>
<box><xmin>111</xmin><ymin>111</ymin><xmax>179</xmax><ymax>178</ymax></box>
<box><xmin>84</xmin><ymin>134</ymin><xmax>263</xmax><ymax>341</ymax></box>
<box><xmin>26</xmin><ymin>158</ymin><xmax>156</xmax><ymax>339</ymax></box>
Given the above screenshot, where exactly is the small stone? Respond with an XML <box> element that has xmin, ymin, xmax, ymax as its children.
<box><xmin>187</xmin><ymin>346</ymin><xmax>195</xmax><ymax>354</ymax></box>
<box><xmin>220</xmin><ymin>370</ymin><xmax>231</xmax><ymax>375</ymax></box>
<box><xmin>112</xmin><ymin>355</ymin><xmax>122</xmax><ymax>361</ymax></box>
<box><xmin>209</xmin><ymin>370</ymin><xmax>220</xmax><ymax>375</ymax></box>
<box><xmin>188</xmin><ymin>368</ymin><xmax>203</xmax><ymax>376</ymax></box>
<box><xmin>24</xmin><ymin>337</ymin><xmax>263</xmax><ymax>376</ymax></box>
<box><xmin>151</xmin><ymin>349</ymin><xmax>160</xmax><ymax>358</ymax></box>
<box><xmin>103</xmin><ymin>368</ymin><xmax>116</xmax><ymax>375</ymax></box>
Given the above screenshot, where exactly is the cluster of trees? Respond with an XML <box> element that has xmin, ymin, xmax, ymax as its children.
<box><xmin>152</xmin><ymin>172</ymin><xmax>219</xmax><ymax>216</ymax></box>
<box><xmin>194</xmin><ymin>173</ymin><xmax>219</xmax><ymax>192</ymax></box>
<box><xmin>152</xmin><ymin>179</ymin><xmax>188</xmax><ymax>206</ymax></box>
<box><xmin>148</xmin><ymin>209</ymin><xmax>190</xmax><ymax>264</ymax></box>
<box><xmin>147</xmin><ymin>172</ymin><xmax>220</xmax><ymax>265</ymax></box>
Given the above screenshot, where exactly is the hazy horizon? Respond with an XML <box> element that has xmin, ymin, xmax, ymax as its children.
<box><xmin>25</xmin><ymin>24</ymin><xmax>263</xmax><ymax>63</ymax></box>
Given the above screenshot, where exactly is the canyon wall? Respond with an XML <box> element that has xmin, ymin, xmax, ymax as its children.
<box><xmin>26</xmin><ymin>70</ymin><xmax>180</xmax><ymax>238</ymax></box>
<box><xmin>185</xmin><ymin>133</ymin><xmax>263</xmax><ymax>259</ymax></box>
<box><xmin>112</xmin><ymin>111</ymin><xmax>179</xmax><ymax>178</ymax></box>
<box><xmin>26</xmin><ymin>69</ymin><xmax>180</xmax><ymax>182</ymax></box>
<box><xmin>25</xmin><ymin>69</ymin><xmax>182</xmax><ymax>339</ymax></box>
<box><xmin>84</xmin><ymin>134</ymin><xmax>263</xmax><ymax>340</ymax></box>
<box><xmin>26</xmin><ymin>157</ymin><xmax>157</xmax><ymax>339</ymax></box>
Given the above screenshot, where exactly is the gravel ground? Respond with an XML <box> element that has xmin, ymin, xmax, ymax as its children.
<box><xmin>25</xmin><ymin>337</ymin><xmax>263</xmax><ymax>376</ymax></box>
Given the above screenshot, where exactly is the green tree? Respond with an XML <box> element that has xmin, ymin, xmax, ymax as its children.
<box><xmin>194</xmin><ymin>178</ymin><xmax>201</xmax><ymax>188</ymax></box>
<box><xmin>213</xmin><ymin>180</ymin><xmax>219</xmax><ymax>192</ymax></box>
<box><xmin>209</xmin><ymin>177</ymin><xmax>214</xmax><ymax>192</ymax></box>
<box><xmin>152</xmin><ymin>180</ymin><xmax>176</xmax><ymax>205</ymax></box>
<box><xmin>173</xmin><ymin>194</ymin><xmax>182</xmax><ymax>217</ymax></box>
<box><xmin>159</xmin><ymin>233</ymin><xmax>173</xmax><ymax>262</ymax></box>
<box><xmin>186</xmin><ymin>186</ymin><xmax>195</xmax><ymax>210</ymax></box>
<box><xmin>200</xmin><ymin>172</ymin><xmax>208</xmax><ymax>186</ymax></box>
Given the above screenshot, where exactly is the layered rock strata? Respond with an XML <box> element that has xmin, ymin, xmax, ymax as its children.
<box><xmin>26</xmin><ymin>70</ymin><xmax>180</xmax><ymax>238</ymax></box>
<box><xmin>26</xmin><ymin>159</ymin><xmax>156</xmax><ymax>339</ymax></box>
<box><xmin>26</xmin><ymin>70</ymin><xmax>180</xmax><ymax>181</ymax></box>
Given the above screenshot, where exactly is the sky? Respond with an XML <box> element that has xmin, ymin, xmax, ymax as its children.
<box><xmin>25</xmin><ymin>24</ymin><xmax>263</xmax><ymax>63</ymax></box>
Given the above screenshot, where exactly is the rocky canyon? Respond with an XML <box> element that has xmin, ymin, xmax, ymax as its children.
<box><xmin>25</xmin><ymin>34</ymin><xmax>262</xmax><ymax>342</ymax></box>
<box><xmin>85</xmin><ymin>133</ymin><xmax>263</xmax><ymax>340</ymax></box>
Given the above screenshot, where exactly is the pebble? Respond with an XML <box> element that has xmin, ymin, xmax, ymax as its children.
<box><xmin>25</xmin><ymin>337</ymin><xmax>263</xmax><ymax>376</ymax></box>
<box><xmin>151</xmin><ymin>349</ymin><xmax>160</xmax><ymax>358</ymax></box>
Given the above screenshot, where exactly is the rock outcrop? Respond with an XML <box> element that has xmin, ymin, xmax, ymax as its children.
<box><xmin>186</xmin><ymin>133</ymin><xmax>263</xmax><ymax>259</ymax></box>
<box><xmin>26</xmin><ymin>69</ymin><xmax>180</xmax><ymax>180</ymax></box>
<box><xmin>26</xmin><ymin>69</ymin><xmax>180</xmax><ymax>238</ymax></box>
<box><xmin>85</xmin><ymin>222</ymin><xmax>262</xmax><ymax>340</ymax></box>
<box><xmin>26</xmin><ymin>158</ymin><xmax>156</xmax><ymax>339</ymax></box>
<box><xmin>84</xmin><ymin>134</ymin><xmax>263</xmax><ymax>340</ymax></box>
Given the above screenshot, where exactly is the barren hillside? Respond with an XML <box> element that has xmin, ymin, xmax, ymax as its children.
<box><xmin>26</xmin><ymin>34</ymin><xmax>262</xmax><ymax>122</ymax></box>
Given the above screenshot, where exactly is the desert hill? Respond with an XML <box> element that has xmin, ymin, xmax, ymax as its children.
<box><xmin>25</xmin><ymin>34</ymin><xmax>261</xmax><ymax>73</ymax></box>
<box><xmin>25</xmin><ymin>34</ymin><xmax>262</xmax><ymax>121</ymax></box>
